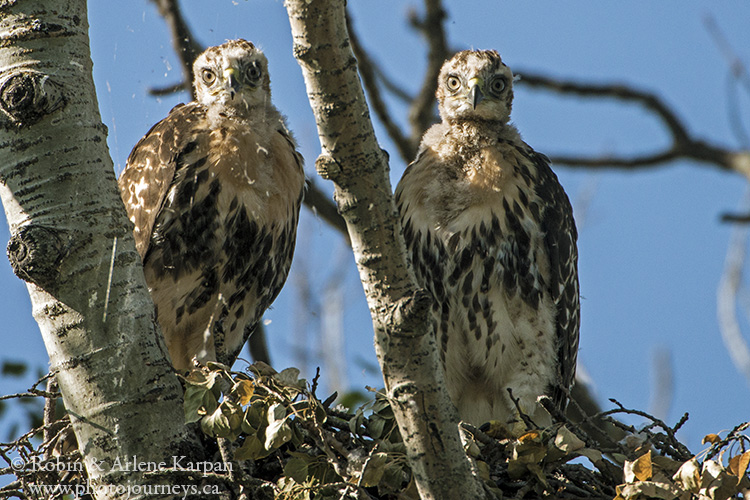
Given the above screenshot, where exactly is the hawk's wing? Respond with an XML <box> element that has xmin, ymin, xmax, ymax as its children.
<box><xmin>118</xmin><ymin>102</ymin><xmax>208</xmax><ymax>259</ymax></box>
<box><xmin>526</xmin><ymin>148</ymin><xmax>580</xmax><ymax>409</ymax></box>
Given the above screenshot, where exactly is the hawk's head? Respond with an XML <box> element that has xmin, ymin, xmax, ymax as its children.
<box><xmin>193</xmin><ymin>39</ymin><xmax>271</xmax><ymax>117</ymax></box>
<box><xmin>436</xmin><ymin>50</ymin><xmax>514</xmax><ymax>125</ymax></box>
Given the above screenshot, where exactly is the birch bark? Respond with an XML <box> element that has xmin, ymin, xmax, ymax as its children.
<box><xmin>0</xmin><ymin>1</ymin><xmax>200</xmax><ymax>497</ymax></box>
<box><xmin>284</xmin><ymin>1</ymin><xmax>488</xmax><ymax>498</ymax></box>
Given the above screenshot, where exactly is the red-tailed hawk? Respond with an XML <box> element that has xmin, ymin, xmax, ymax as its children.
<box><xmin>395</xmin><ymin>50</ymin><xmax>579</xmax><ymax>430</ymax></box>
<box><xmin>119</xmin><ymin>39</ymin><xmax>305</xmax><ymax>371</ymax></box>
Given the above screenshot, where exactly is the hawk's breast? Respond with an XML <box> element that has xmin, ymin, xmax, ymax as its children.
<box><xmin>145</xmin><ymin>118</ymin><xmax>304</xmax><ymax>369</ymax></box>
<box><xmin>397</xmin><ymin>137</ymin><xmax>560</xmax><ymax>425</ymax></box>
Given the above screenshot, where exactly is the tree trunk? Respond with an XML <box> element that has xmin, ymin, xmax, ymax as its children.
<box><xmin>0</xmin><ymin>1</ymin><xmax>200</xmax><ymax>498</ymax></box>
<box><xmin>284</xmin><ymin>1</ymin><xmax>487</xmax><ymax>498</ymax></box>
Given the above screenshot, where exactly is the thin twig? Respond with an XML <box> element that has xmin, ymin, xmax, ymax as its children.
<box><xmin>703</xmin><ymin>14</ymin><xmax>750</xmax><ymax>94</ymax></box>
<box><xmin>506</xmin><ymin>388</ymin><xmax>538</xmax><ymax>431</ymax></box>
<box><xmin>704</xmin><ymin>421</ymin><xmax>750</xmax><ymax>461</ymax></box>
<box><xmin>602</xmin><ymin>398</ymin><xmax>692</xmax><ymax>460</ymax></box>
<box><xmin>42</xmin><ymin>378</ymin><xmax>58</xmax><ymax>460</ymax></box>
<box><xmin>704</xmin><ymin>15</ymin><xmax>750</xmax><ymax>150</ymax></box>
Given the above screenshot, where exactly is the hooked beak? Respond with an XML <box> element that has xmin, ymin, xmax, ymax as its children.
<box><xmin>223</xmin><ymin>67</ymin><xmax>240</xmax><ymax>98</ymax></box>
<box><xmin>467</xmin><ymin>77</ymin><xmax>483</xmax><ymax>109</ymax></box>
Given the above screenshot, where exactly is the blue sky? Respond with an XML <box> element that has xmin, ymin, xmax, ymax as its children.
<box><xmin>1</xmin><ymin>1</ymin><xmax>749</xmax><ymax>453</ymax></box>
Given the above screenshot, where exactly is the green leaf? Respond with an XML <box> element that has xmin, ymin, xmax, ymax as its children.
<box><xmin>377</xmin><ymin>462</ymin><xmax>410</xmax><ymax>497</ymax></box>
<box><xmin>274</xmin><ymin>367</ymin><xmax>306</xmax><ymax>391</ymax></box>
<box><xmin>201</xmin><ymin>404</ymin><xmax>231</xmax><ymax>438</ymax></box>
<box><xmin>360</xmin><ymin>452</ymin><xmax>388</xmax><ymax>487</ymax></box>
<box><xmin>338</xmin><ymin>390</ymin><xmax>368</xmax><ymax>411</ymax></box>
<box><xmin>367</xmin><ymin>415</ymin><xmax>386</xmax><ymax>440</ymax></box>
<box><xmin>284</xmin><ymin>456</ymin><xmax>310</xmax><ymax>483</ymax></box>
<box><xmin>223</xmin><ymin>400</ymin><xmax>244</xmax><ymax>440</ymax></box>
<box><xmin>183</xmin><ymin>383</ymin><xmax>218</xmax><ymax>424</ymax></box>
<box><xmin>265</xmin><ymin>403</ymin><xmax>292</xmax><ymax>450</ymax></box>
<box><xmin>242</xmin><ymin>401</ymin><xmax>265</xmax><ymax>434</ymax></box>
<box><xmin>235</xmin><ymin>434</ymin><xmax>270</xmax><ymax>460</ymax></box>
<box><xmin>199</xmin><ymin>400</ymin><xmax>244</xmax><ymax>440</ymax></box>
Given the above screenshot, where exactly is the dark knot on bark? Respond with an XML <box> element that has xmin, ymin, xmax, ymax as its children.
<box><xmin>0</xmin><ymin>71</ymin><xmax>65</xmax><ymax>128</ymax></box>
<box><xmin>7</xmin><ymin>225</ymin><xmax>67</xmax><ymax>291</ymax></box>
<box><xmin>388</xmin><ymin>288</ymin><xmax>433</xmax><ymax>338</ymax></box>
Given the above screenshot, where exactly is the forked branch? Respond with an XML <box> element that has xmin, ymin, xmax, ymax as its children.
<box><xmin>516</xmin><ymin>71</ymin><xmax>750</xmax><ymax>177</ymax></box>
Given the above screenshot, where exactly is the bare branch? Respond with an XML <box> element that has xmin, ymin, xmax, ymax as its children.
<box><xmin>42</xmin><ymin>378</ymin><xmax>58</xmax><ymax>460</ymax></box>
<box><xmin>344</xmin><ymin>0</ymin><xmax>450</xmax><ymax>164</ymax></box>
<box><xmin>304</xmin><ymin>180</ymin><xmax>349</xmax><ymax>240</ymax></box>
<box><xmin>407</xmin><ymin>0</ymin><xmax>450</xmax><ymax>151</ymax></box>
<box><xmin>518</xmin><ymin>72</ymin><xmax>690</xmax><ymax>143</ymax></box>
<box><xmin>603</xmin><ymin>398</ymin><xmax>693</xmax><ymax>461</ymax></box>
<box><xmin>148</xmin><ymin>80</ymin><xmax>190</xmax><ymax>97</ymax></box>
<box><xmin>370</xmin><ymin>63</ymin><xmax>414</xmax><ymax>104</ymax></box>
<box><xmin>517</xmin><ymin>71</ymin><xmax>750</xmax><ymax>177</ymax></box>
<box><xmin>565</xmin><ymin>374</ymin><xmax>628</xmax><ymax>453</ymax></box>
<box><xmin>548</xmin><ymin>149</ymin><xmax>682</xmax><ymax>170</ymax></box>
<box><xmin>721</xmin><ymin>212</ymin><xmax>750</xmax><ymax>224</ymax></box>
<box><xmin>149</xmin><ymin>0</ymin><xmax>203</xmax><ymax>99</ymax></box>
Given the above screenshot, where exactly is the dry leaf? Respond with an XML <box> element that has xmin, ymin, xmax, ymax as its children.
<box><xmin>518</xmin><ymin>430</ymin><xmax>541</xmax><ymax>443</ymax></box>
<box><xmin>702</xmin><ymin>433</ymin><xmax>721</xmax><ymax>445</ymax></box>
<box><xmin>728</xmin><ymin>450</ymin><xmax>750</xmax><ymax>478</ymax></box>
<box><xmin>672</xmin><ymin>457</ymin><xmax>700</xmax><ymax>493</ymax></box>
<box><xmin>624</xmin><ymin>450</ymin><xmax>653</xmax><ymax>483</ymax></box>
<box><xmin>618</xmin><ymin>480</ymin><xmax>680</xmax><ymax>500</ymax></box>
<box><xmin>700</xmin><ymin>459</ymin><xmax>736</xmax><ymax>500</ymax></box>
<box><xmin>554</xmin><ymin>425</ymin><xmax>585</xmax><ymax>453</ymax></box>
<box><xmin>232</xmin><ymin>379</ymin><xmax>255</xmax><ymax>405</ymax></box>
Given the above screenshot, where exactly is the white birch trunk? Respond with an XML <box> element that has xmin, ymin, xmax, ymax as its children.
<box><xmin>0</xmin><ymin>1</ymin><xmax>201</xmax><ymax>498</ymax></box>
<box><xmin>284</xmin><ymin>1</ymin><xmax>488</xmax><ymax>498</ymax></box>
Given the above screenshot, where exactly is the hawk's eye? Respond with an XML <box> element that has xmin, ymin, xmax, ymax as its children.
<box><xmin>201</xmin><ymin>69</ymin><xmax>216</xmax><ymax>86</ymax></box>
<box><xmin>245</xmin><ymin>63</ymin><xmax>262</xmax><ymax>83</ymax></box>
<box><xmin>446</xmin><ymin>75</ymin><xmax>461</xmax><ymax>92</ymax></box>
<box><xmin>488</xmin><ymin>76</ymin><xmax>506</xmax><ymax>96</ymax></box>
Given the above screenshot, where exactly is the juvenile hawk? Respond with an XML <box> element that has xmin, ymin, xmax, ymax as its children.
<box><xmin>119</xmin><ymin>39</ymin><xmax>305</xmax><ymax>371</ymax></box>
<box><xmin>395</xmin><ymin>50</ymin><xmax>579</xmax><ymax>429</ymax></box>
